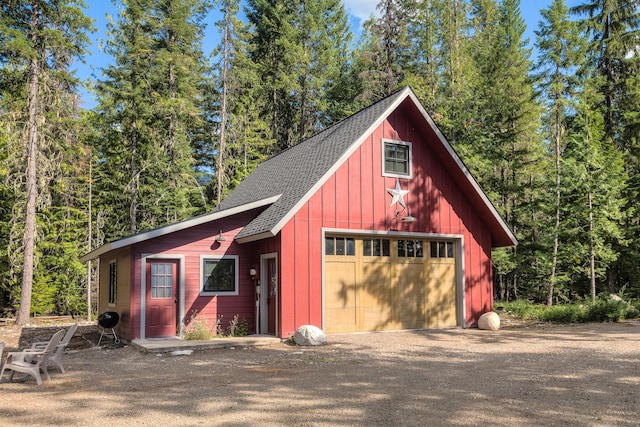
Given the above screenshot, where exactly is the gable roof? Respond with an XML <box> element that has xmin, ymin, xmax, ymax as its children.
<box><xmin>220</xmin><ymin>87</ymin><xmax>517</xmax><ymax>247</ymax></box>
<box><xmin>82</xmin><ymin>87</ymin><xmax>516</xmax><ymax>263</ymax></box>
<box><xmin>217</xmin><ymin>88</ymin><xmax>408</xmax><ymax>242</ymax></box>
<box><xmin>79</xmin><ymin>195</ymin><xmax>280</xmax><ymax>262</ymax></box>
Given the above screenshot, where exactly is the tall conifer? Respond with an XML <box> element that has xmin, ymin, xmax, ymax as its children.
<box><xmin>0</xmin><ymin>0</ymin><xmax>92</xmax><ymax>323</ymax></box>
<box><xmin>94</xmin><ymin>0</ymin><xmax>208</xmax><ymax>239</ymax></box>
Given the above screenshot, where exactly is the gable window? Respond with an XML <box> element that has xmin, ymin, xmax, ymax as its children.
<box><xmin>201</xmin><ymin>255</ymin><xmax>238</xmax><ymax>295</ymax></box>
<box><xmin>430</xmin><ymin>241</ymin><xmax>454</xmax><ymax>258</ymax></box>
<box><xmin>383</xmin><ymin>139</ymin><xmax>412</xmax><ymax>178</ymax></box>
<box><xmin>108</xmin><ymin>260</ymin><xmax>117</xmax><ymax>305</ymax></box>
<box><xmin>325</xmin><ymin>237</ymin><xmax>355</xmax><ymax>256</ymax></box>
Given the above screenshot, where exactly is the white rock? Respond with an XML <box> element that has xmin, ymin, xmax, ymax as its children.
<box><xmin>478</xmin><ymin>311</ymin><xmax>501</xmax><ymax>331</ymax></box>
<box><xmin>293</xmin><ymin>325</ymin><xmax>327</xmax><ymax>346</ymax></box>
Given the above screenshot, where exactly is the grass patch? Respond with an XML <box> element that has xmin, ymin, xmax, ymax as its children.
<box><xmin>495</xmin><ymin>295</ymin><xmax>640</xmax><ymax>324</ymax></box>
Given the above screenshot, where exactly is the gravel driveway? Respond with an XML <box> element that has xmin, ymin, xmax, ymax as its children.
<box><xmin>1</xmin><ymin>321</ymin><xmax>639</xmax><ymax>426</ymax></box>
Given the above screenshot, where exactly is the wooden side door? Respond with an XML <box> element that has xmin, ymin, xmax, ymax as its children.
<box><xmin>145</xmin><ymin>259</ymin><xmax>178</xmax><ymax>337</ymax></box>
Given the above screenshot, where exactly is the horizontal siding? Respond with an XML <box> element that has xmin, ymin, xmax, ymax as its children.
<box><xmin>125</xmin><ymin>210</ymin><xmax>263</xmax><ymax>339</ymax></box>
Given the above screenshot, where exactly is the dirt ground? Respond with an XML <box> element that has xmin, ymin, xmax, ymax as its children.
<box><xmin>0</xmin><ymin>319</ymin><xmax>639</xmax><ymax>426</ymax></box>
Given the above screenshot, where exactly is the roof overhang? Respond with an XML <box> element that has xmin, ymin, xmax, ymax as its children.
<box><xmin>402</xmin><ymin>90</ymin><xmax>517</xmax><ymax>247</ymax></box>
<box><xmin>80</xmin><ymin>194</ymin><xmax>281</xmax><ymax>262</ymax></box>
<box><xmin>251</xmin><ymin>87</ymin><xmax>516</xmax><ymax>248</ymax></box>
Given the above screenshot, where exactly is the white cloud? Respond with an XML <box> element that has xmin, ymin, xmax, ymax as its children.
<box><xmin>342</xmin><ymin>0</ymin><xmax>379</xmax><ymax>22</ymax></box>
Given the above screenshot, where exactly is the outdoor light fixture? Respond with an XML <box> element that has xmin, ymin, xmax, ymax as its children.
<box><xmin>215</xmin><ymin>229</ymin><xmax>225</xmax><ymax>242</ymax></box>
<box><xmin>402</xmin><ymin>208</ymin><xmax>417</xmax><ymax>223</ymax></box>
<box><xmin>249</xmin><ymin>268</ymin><xmax>257</xmax><ymax>279</ymax></box>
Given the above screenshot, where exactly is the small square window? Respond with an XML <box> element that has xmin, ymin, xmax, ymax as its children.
<box><xmin>201</xmin><ymin>256</ymin><xmax>238</xmax><ymax>295</ymax></box>
<box><xmin>383</xmin><ymin>140</ymin><xmax>412</xmax><ymax>178</ymax></box>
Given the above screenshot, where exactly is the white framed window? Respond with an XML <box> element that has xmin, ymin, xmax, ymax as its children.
<box><xmin>382</xmin><ymin>139</ymin><xmax>412</xmax><ymax>178</ymax></box>
<box><xmin>200</xmin><ymin>255</ymin><xmax>239</xmax><ymax>295</ymax></box>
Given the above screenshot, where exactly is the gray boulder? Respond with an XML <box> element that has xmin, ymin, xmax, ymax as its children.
<box><xmin>293</xmin><ymin>325</ymin><xmax>327</xmax><ymax>346</ymax></box>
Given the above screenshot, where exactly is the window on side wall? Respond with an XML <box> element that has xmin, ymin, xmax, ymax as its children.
<box><xmin>382</xmin><ymin>139</ymin><xmax>412</xmax><ymax>178</ymax></box>
<box><xmin>201</xmin><ymin>255</ymin><xmax>238</xmax><ymax>295</ymax></box>
<box><xmin>108</xmin><ymin>260</ymin><xmax>117</xmax><ymax>306</ymax></box>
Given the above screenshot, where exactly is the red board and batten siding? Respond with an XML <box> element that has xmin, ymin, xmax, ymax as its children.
<box><xmin>280</xmin><ymin>106</ymin><xmax>494</xmax><ymax>332</ymax></box>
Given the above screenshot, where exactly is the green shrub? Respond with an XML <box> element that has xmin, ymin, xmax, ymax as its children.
<box><xmin>497</xmin><ymin>296</ymin><xmax>638</xmax><ymax>323</ymax></box>
<box><xmin>625</xmin><ymin>307</ymin><xmax>640</xmax><ymax>319</ymax></box>
<box><xmin>494</xmin><ymin>300</ymin><xmax>544</xmax><ymax>320</ymax></box>
<box><xmin>226</xmin><ymin>314</ymin><xmax>249</xmax><ymax>337</ymax></box>
<box><xmin>539</xmin><ymin>304</ymin><xmax>586</xmax><ymax>323</ymax></box>
<box><xmin>184</xmin><ymin>311</ymin><xmax>214</xmax><ymax>340</ymax></box>
<box><xmin>586</xmin><ymin>298</ymin><xmax>626</xmax><ymax>322</ymax></box>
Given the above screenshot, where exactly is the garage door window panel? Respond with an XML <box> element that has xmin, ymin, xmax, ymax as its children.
<box><xmin>363</xmin><ymin>238</ymin><xmax>390</xmax><ymax>257</ymax></box>
<box><xmin>326</xmin><ymin>237</ymin><xmax>355</xmax><ymax>256</ymax></box>
<box><xmin>398</xmin><ymin>240</ymin><xmax>424</xmax><ymax>258</ymax></box>
<box><xmin>430</xmin><ymin>241</ymin><xmax>454</xmax><ymax>258</ymax></box>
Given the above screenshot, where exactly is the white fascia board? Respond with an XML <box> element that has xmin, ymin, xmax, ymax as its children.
<box><xmin>267</xmin><ymin>87</ymin><xmax>414</xmax><ymax>239</ymax></box>
<box><xmin>80</xmin><ymin>194</ymin><xmax>281</xmax><ymax>262</ymax></box>
<box><xmin>235</xmin><ymin>231</ymin><xmax>276</xmax><ymax>244</ymax></box>
<box><xmin>405</xmin><ymin>90</ymin><xmax>518</xmax><ymax>246</ymax></box>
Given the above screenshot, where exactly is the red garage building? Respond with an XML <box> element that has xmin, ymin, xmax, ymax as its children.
<box><xmin>81</xmin><ymin>87</ymin><xmax>516</xmax><ymax>341</ymax></box>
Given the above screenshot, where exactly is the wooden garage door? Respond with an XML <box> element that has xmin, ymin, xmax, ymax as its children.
<box><xmin>325</xmin><ymin>236</ymin><xmax>456</xmax><ymax>333</ymax></box>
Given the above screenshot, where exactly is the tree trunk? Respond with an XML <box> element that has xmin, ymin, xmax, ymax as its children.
<box><xmin>16</xmin><ymin>5</ymin><xmax>41</xmax><ymax>325</ymax></box>
<box><xmin>549</xmin><ymin>104</ymin><xmax>562</xmax><ymax>307</ymax></box>
<box><xmin>217</xmin><ymin>11</ymin><xmax>230</xmax><ymax>203</ymax></box>
<box><xmin>588</xmin><ymin>191</ymin><xmax>596</xmax><ymax>302</ymax></box>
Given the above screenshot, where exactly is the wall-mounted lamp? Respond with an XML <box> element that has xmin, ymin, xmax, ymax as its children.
<box><xmin>215</xmin><ymin>229</ymin><xmax>225</xmax><ymax>242</ymax></box>
<box><xmin>395</xmin><ymin>208</ymin><xmax>417</xmax><ymax>223</ymax></box>
<box><xmin>402</xmin><ymin>208</ymin><xmax>417</xmax><ymax>223</ymax></box>
<box><xmin>249</xmin><ymin>268</ymin><xmax>257</xmax><ymax>280</ymax></box>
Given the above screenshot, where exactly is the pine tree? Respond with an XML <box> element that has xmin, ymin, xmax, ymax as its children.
<box><xmin>571</xmin><ymin>0</ymin><xmax>640</xmax><ymax>147</ymax></box>
<box><xmin>356</xmin><ymin>0</ymin><xmax>412</xmax><ymax>104</ymax></box>
<box><xmin>571</xmin><ymin>0</ymin><xmax>640</xmax><ymax>294</ymax></box>
<box><xmin>562</xmin><ymin>74</ymin><xmax>626</xmax><ymax>301</ymax></box>
<box><xmin>94</xmin><ymin>0</ymin><xmax>208</xmax><ymax>239</ymax></box>
<box><xmin>246</xmin><ymin>0</ymin><xmax>352</xmax><ymax>150</ymax></box>
<box><xmin>469</xmin><ymin>0</ymin><xmax>545</xmax><ymax>301</ymax></box>
<box><xmin>534</xmin><ymin>0</ymin><xmax>585</xmax><ymax>305</ymax></box>
<box><xmin>0</xmin><ymin>0</ymin><xmax>93</xmax><ymax>323</ymax></box>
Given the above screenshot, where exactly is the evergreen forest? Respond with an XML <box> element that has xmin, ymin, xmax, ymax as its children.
<box><xmin>1</xmin><ymin>0</ymin><xmax>639</xmax><ymax>323</ymax></box>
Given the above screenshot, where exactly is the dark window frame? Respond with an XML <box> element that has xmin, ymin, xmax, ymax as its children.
<box><xmin>201</xmin><ymin>256</ymin><xmax>239</xmax><ymax>295</ymax></box>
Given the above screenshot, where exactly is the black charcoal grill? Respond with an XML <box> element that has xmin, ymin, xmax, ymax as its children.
<box><xmin>97</xmin><ymin>311</ymin><xmax>121</xmax><ymax>345</ymax></box>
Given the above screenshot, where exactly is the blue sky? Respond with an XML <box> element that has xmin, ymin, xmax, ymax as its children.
<box><xmin>77</xmin><ymin>0</ymin><xmax>580</xmax><ymax>108</ymax></box>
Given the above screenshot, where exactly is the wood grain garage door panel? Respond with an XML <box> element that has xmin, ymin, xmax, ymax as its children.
<box><xmin>361</xmin><ymin>259</ymin><xmax>391</xmax><ymax>330</ymax></box>
<box><xmin>392</xmin><ymin>262</ymin><xmax>425</xmax><ymax>330</ymax></box>
<box><xmin>325</xmin><ymin>259</ymin><xmax>357</xmax><ymax>333</ymax></box>
<box><xmin>325</xmin><ymin>237</ymin><xmax>457</xmax><ymax>332</ymax></box>
<box><xmin>425</xmin><ymin>261</ymin><xmax>457</xmax><ymax>327</ymax></box>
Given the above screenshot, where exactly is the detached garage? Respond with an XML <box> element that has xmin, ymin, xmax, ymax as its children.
<box><xmin>83</xmin><ymin>87</ymin><xmax>516</xmax><ymax>341</ymax></box>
